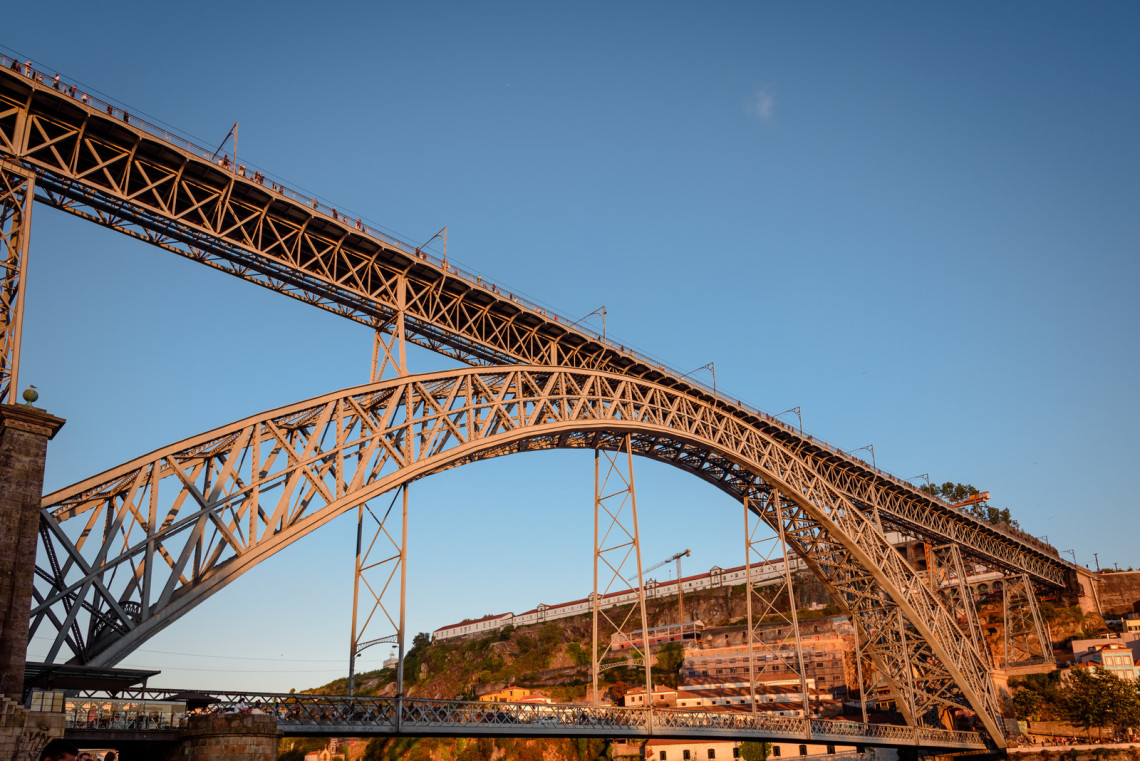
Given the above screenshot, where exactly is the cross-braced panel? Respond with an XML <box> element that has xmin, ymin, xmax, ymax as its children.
<box><xmin>1003</xmin><ymin>574</ymin><xmax>1052</xmax><ymax>667</ymax></box>
<box><xmin>348</xmin><ymin>487</ymin><xmax>405</xmax><ymax>695</ymax></box>
<box><xmin>591</xmin><ymin>438</ymin><xmax>653</xmax><ymax>707</ymax></box>
<box><xmin>927</xmin><ymin>543</ymin><xmax>990</xmax><ymax>668</ymax></box>
<box><xmin>35</xmin><ymin>366</ymin><xmax>1006</xmax><ymax>746</ymax></box>
<box><xmin>742</xmin><ymin>493</ymin><xmax>813</xmax><ymax>723</ymax></box>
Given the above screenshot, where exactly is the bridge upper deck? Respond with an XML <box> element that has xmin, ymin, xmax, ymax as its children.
<box><xmin>0</xmin><ymin>57</ymin><xmax>1067</xmax><ymax>587</ymax></box>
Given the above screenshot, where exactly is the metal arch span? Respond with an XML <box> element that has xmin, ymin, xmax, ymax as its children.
<box><xmin>34</xmin><ymin>366</ymin><xmax>1005</xmax><ymax>745</ymax></box>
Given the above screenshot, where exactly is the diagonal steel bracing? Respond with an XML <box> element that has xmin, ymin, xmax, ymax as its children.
<box><xmin>591</xmin><ymin>437</ymin><xmax>653</xmax><ymax>712</ymax></box>
<box><xmin>927</xmin><ymin>543</ymin><xmax>991</xmax><ymax>668</ymax></box>
<box><xmin>348</xmin><ymin>487</ymin><xmax>406</xmax><ymax>696</ymax></box>
<box><xmin>35</xmin><ymin>366</ymin><xmax>1006</xmax><ymax>746</ymax></box>
<box><xmin>742</xmin><ymin>493</ymin><xmax>813</xmax><ymax>730</ymax></box>
<box><xmin>1003</xmin><ymin>573</ymin><xmax>1052</xmax><ymax>668</ymax></box>
<box><xmin>0</xmin><ymin>62</ymin><xmax>1069</xmax><ymax>591</ymax></box>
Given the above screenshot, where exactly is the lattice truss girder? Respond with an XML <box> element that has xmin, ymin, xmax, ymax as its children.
<box><xmin>34</xmin><ymin>366</ymin><xmax>1004</xmax><ymax>745</ymax></box>
<box><xmin>746</xmin><ymin>492</ymin><xmax>974</xmax><ymax>728</ymax></box>
<box><xmin>0</xmin><ymin>68</ymin><xmax>1067</xmax><ymax>590</ymax></box>
<box><xmin>805</xmin><ymin>454</ymin><xmax>1064</xmax><ymax>587</ymax></box>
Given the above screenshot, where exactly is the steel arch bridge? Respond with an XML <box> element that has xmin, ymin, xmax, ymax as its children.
<box><xmin>0</xmin><ymin>56</ymin><xmax>1075</xmax><ymax>749</ymax></box>
<box><xmin>37</xmin><ymin>366</ymin><xmax>996</xmax><ymax>741</ymax></box>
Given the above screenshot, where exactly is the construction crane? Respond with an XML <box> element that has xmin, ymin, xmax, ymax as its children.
<box><xmin>630</xmin><ymin>549</ymin><xmax>692</xmax><ymax>624</ymax></box>
<box><xmin>952</xmin><ymin>491</ymin><xmax>991</xmax><ymax>509</ymax></box>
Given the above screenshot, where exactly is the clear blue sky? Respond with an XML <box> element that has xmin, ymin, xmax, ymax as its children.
<box><xmin>7</xmin><ymin>2</ymin><xmax>1139</xmax><ymax>693</ymax></box>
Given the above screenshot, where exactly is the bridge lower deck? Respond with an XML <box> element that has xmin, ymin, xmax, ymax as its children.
<box><xmin>62</xmin><ymin>694</ymin><xmax>992</xmax><ymax>751</ymax></box>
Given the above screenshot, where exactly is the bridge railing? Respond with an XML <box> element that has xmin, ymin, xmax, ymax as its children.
<box><xmin>61</xmin><ymin>689</ymin><xmax>987</xmax><ymax>748</ymax></box>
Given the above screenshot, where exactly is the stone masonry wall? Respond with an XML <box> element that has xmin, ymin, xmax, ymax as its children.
<box><xmin>1095</xmin><ymin>571</ymin><xmax>1140</xmax><ymax>616</ymax></box>
<box><xmin>164</xmin><ymin>713</ymin><xmax>281</xmax><ymax>761</ymax></box>
<box><xmin>0</xmin><ymin>404</ymin><xmax>66</xmax><ymax>760</ymax></box>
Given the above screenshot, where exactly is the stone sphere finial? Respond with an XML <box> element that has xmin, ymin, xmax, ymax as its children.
<box><xmin>22</xmin><ymin>385</ymin><xmax>38</xmax><ymax>404</ymax></box>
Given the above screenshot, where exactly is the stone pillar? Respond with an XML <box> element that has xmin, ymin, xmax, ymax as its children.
<box><xmin>169</xmin><ymin>714</ymin><xmax>281</xmax><ymax>761</ymax></box>
<box><xmin>0</xmin><ymin>403</ymin><xmax>65</xmax><ymax>760</ymax></box>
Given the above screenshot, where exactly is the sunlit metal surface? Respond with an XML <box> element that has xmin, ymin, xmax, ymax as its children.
<box><xmin>36</xmin><ymin>366</ymin><xmax>1005</xmax><ymax>745</ymax></box>
<box><xmin>0</xmin><ymin>58</ymin><xmax>1069</xmax><ymax>590</ymax></box>
<box><xmin>64</xmin><ymin>691</ymin><xmax>989</xmax><ymax>749</ymax></box>
<box><xmin>0</xmin><ymin>57</ymin><xmax>1070</xmax><ymax>750</ymax></box>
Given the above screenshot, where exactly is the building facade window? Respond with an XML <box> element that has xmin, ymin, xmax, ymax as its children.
<box><xmin>708</xmin><ymin>750</ymin><xmax>715</xmax><ymax>759</ymax></box>
<box><xmin>798</xmin><ymin>746</ymin><xmax>807</xmax><ymax>756</ymax></box>
<box><xmin>684</xmin><ymin>751</ymin><xmax>691</xmax><ymax>760</ymax></box>
<box><xmin>660</xmin><ymin>753</ymin><xmax>666</xmax><ymax>761</ymax></box>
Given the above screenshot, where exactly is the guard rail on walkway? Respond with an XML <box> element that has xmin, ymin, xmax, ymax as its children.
<box><xmin>62</xmin><ymin>691</ymin><xmax>989</xmax><ymax>750</ymax></box>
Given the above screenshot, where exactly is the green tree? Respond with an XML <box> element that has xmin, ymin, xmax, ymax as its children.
<box><xmin>918</xmin><ymin>480</ymin><xmax>1020</xmax><ymax>529</ymax></box>
<box><xmin>919</xmin><ymin>481</ymin><xmax>979</xmax><ymax>504</ymax></box>
<box><xmin>1105</xmin><ymin>673</ymin><xmax>1140</xmax><ymax>736</ymax></box>
<box><xmin>1061</xmin><ymin>666</ymin><xmax>1118</xmax><ymax>740</ymax></box>
<box><xmin>567</xmin><ymin>642</ymin><xmax>591</xmax><ymax>667</ymax></box>
<box><xmin>655</xmin><ymin>642</ymin><xmax>685</xmax><ymax>674</ymax></box>
<box><xmin>410</xmin><ymin>632</ymin><xmax>431</xmax><ymax>653</ymax></box>
<box><xmin>1012</xmin><ymin>688</ymin><xmax>1043</xmax><ymax>721</ymax></box>
<box><xmin>739</xmin><ymin>741</ymin><xmax>773</xmax><ymax>761</ymax></box>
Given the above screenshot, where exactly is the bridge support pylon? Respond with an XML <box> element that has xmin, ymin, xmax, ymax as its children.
<box><xmin>175</xmin><ymin>712</ymin><xmax>281</xmax><ymax>761</ymax></box>
<box><xmin>349</xmin><ymin>308</ymin><xmax>411</xmax><ymax>695</ymax></box>
<box><xmin>1002</xmin><ymin>573</ymin><xmax>1053</xmax><ymax>667</ymax></box>
<box><xmin>0</xmin><ymin>403</ymin><xmax>65</xmax><ymax>760</ymax></box>
<box><xmin>743</xmin><ymin>491</ymin><xmax>813</xmax><ymax>737</ymax></box>
<box><xmin>0</xmin><ymin>161</ymin><xmax>35</xmax><ymax>405</ymax></box>
<box><xmin>591</xmin><ymin>435</ymin><xmax>653</xmax><ymax>729</ymax></box>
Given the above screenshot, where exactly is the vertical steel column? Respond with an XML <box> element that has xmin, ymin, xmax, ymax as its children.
<box><xmin>854</xmin><ymin>631</ymin><xmax>869</xmax><ymax>725</ymax></box>
<box><xmin>397</xmin><ymin>486</ymin><xmax>408</xmax><ymax>697</ymax></box>
<box><xmin>742</xmin><ymin>490</ymin><xmax>811</xmax><ymax>733</ymax></box>
<box><xmin>929</xmin><ymin>544</ymin><xmax>990</xmax><ymax>667</ymax></box>
<box><xmin>773</xmin><ymin>494</ymin><xmax>813</xmax><ymax>738</ymax></box>
<box><xmin>591</xmin><ymin>435</ymin><xmax>653</xmax><ymax>728</ymax></box>
<box><xmin>346</xmin><ymin>487</ymin><xmax>407</xmax><ymax>697</ymax></box>
<box><xmin>351</xmin><ymin>287</ymin><xmax>409</xmax><ymax>694</ymax></box>
<box><xmin>592</xmin><ymin>449</ymin><xmax>600</xmax><ymax>706</ymax></box>
<box><xmin>370</xmin><ymin>279</ymin><xmax>407</xmax><ymax>382</ymax></box>
<box><xmin>744</xmin><ymin>498</ymin><xmax>759</xmax><ymax>715</ymax></box>
<box><xmin>626</xmin><ymin>436</ymin><xmax>654</xmax><ymax>728</ymax></box>
<box><xmin>896</xmin><ymin>609</ymin><xmax>919</xmax><ymax>723</ymax></box>
<box><xmin>0</xmin><ymin>163</ymin><xmax>35</xmax><ymax>405</ymax></box>
<box><xmin>348</xmin><ymin>505</ymin><xmax>364</xmax><ymax>696</ymax></box>
<box><xmin>1002</xmin><ymin>573</ymin><xmax>1052</xmax><ymax>667</ymax></box>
